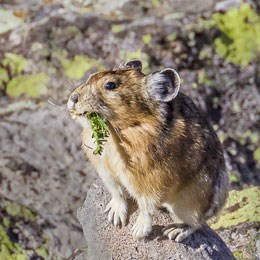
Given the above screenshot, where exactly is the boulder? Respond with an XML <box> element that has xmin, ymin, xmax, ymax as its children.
<box><xmin>77</xmin><ymin>179</ymin><xmax>235</xmax><ymax>260</ymax></box>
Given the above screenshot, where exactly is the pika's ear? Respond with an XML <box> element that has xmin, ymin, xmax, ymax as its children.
<box><xmin>119</xmin><ymin>59</ymin><xmax>142</xmax><ymax>71</ymax></box>
<box><xmin>147</xmin><ymin>68</ymin><xmax>180</xmax><ymax>102</ymax></box>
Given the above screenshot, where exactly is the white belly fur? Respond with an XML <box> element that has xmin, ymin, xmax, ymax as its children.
<box><xmin>78</xmin><ymin>116</ymin><xmax>136</xmax><ymax>197</ymax></box>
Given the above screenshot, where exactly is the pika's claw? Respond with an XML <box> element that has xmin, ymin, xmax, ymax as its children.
<box><xmin>163</xmin><ymin>224</ymin><xmax>195</xmax><ymax>242</ymax></box>
<box><xmin>132</xmin><ymin>214</ymin><xmax>152</xmax><ymax>239</ymax></box>
<box><xmin>105</xmin><ymin>197</ymin><xmax>127</xmax><ymax>227</ymax></box>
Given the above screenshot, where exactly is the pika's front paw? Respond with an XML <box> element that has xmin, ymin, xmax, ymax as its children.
<box><xmin>105</xmin><ymin>197</ymin><xmax>127</xmax><ymax>227</ymax></box>
<box><xmin>163</xmin><ymin>224</ymin><xmax>195</xmax><ymax>242</ymax></box>
<box><xmin>132</xmin><ymin>214</ymin><xmax>152</xmax><ymax>239</ymax></box>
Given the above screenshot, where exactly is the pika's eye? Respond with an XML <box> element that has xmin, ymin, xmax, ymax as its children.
<box><xmin>105</xmin><ymin>82</ymin><xmax>116</xmax><ymax>90</ymax></box>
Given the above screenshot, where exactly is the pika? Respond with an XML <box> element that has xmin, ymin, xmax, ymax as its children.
<box><xmin>67</xmin><ymin>60</ymin><xmax>229</xmax><ymax>242</ymax></box>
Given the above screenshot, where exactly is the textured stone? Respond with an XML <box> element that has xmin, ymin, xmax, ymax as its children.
<box><xmin>78</xmin><ymin>179</ymin><xmax>235</xmax><ymax>260</ymax></box>
<box><xmin>0</xmin><ymin>105</ymin><xmax>95</xmax><ymax>257</ymax></box>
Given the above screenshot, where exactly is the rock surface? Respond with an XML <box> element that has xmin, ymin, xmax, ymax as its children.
<box><xmin>78</xmin><ymin>179</ymin><xmax>235</xmax><ymax>260</ymax></box>
<box><xmin>0</xmin><ymin>103</ymin><xmax>96</xmax><ymax>257</ymax></box>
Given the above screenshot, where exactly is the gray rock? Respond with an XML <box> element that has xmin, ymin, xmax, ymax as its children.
<box><xmin>78</xmin><ymin>179</ymin><xmax>235</xmax><ymax>260</ymax></box>
<box><xmin>0</xmin><ymin>104</ymin><xmax>95</xmax><ymax>257</ymax></box>
<box><xmin>215</xmin><ymin>0</ymin><xmax>241</xmax><ymax>11</ymax></box>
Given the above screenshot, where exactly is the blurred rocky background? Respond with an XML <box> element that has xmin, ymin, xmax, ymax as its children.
<box><xmin>0</xmin><ymin>0</ymin><xmax>259</xmax><ymax>259</ymax></box>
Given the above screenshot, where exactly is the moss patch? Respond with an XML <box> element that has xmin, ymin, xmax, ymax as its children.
<box><xmin>0</xmin><ymin>52</ymin><xmax>49</xmax><ymax>98</ymax></box>
<box><xmin>3</xmin><ymin>200</ymin><xmax>37</xmax><ymax>222</ymax></box>
<box><xmin>62</xmin><ymin>55</ymin><xmax>103</xmax><ymax>79</ymax></box>
<box><xmin>52</xmin><ymin>49</ymin><xmax>104</xmax><ymax>80</ymax></box>
<box><xmin>2</xmin><ymin>53</ymin><xmax>28</xmax><ymax>74</ymax></box>
<box><xmin>0</xmin><ymin>198</ymin><xmax>49</xmax><ymax>259</ymax></box>
<box><xmin>210</xmin><ymin>186</ymin><xmax>260</xmax><ymax>229</ymax></box>
<box><xmin>6</xmin><ymin>73</ymin><xmax>48</xmax><ymax>98</ymax></box>
<box><xmin>0</xmin><ymin>225</ymin><xmax>27</xmax><ymax>260</ymax></box>
<box><xmin>212</xmin><ymin>4</ymin><xmax>260</xmax><ymax>66</ymax></box>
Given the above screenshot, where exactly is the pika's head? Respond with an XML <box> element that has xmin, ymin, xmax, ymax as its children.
<box><xmin>67</xmin><ymin>60</ymin><xmax>180</xmax><ymax>127</ymax></box>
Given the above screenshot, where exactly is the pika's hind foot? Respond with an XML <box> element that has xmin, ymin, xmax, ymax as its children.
<box><xmin>163</xmin><ymin>224</ymin><xmax>196</xmax><ymax>242</ymax></box>
<box><xmin>105</xmin><ymin>197</ymin><xmax>127</xmax><ymax>227</ymax></box>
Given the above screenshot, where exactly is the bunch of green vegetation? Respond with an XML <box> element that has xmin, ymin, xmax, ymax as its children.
<box><xmin>0</xmin><ymin>52</ymin><xmax>48</xmax><ymax>98</ymax></box>
<box><xmin>212</xmin><ymin>3</ymin><xmax>260</xmax><ymax>66</ymax></box>
<box><xmin>85</xmin><ymin>113</ymin><xmax>110</xmax><ymax>155</ymax></box>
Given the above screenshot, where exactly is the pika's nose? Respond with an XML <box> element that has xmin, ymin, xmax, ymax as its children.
<box><xmin>70</xmin><ymin>93</ymin><xmax>79</xmax><ymax>104</ymax></box>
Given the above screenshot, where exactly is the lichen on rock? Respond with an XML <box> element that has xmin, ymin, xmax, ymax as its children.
<box><xmin>0</xmin><ymin>198</ymin><xmax>49</xmax><ymax>259</ymax></box>
<box><xmin>210</xmin><ymin>186</ymin><xmax>260</xmax><ymax>230</ymax></box>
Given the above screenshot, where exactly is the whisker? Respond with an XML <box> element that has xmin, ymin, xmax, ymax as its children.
<box><xmin>113</xmin><ymin>126</ymin><xmax>124</xmax><ymax>143</ymax></box>
<box><xmin>47</xmin><ymin>100</ymin><xmax>70</xmax><ymax>111</ymax></box>
<box><xmin>62</xmin><ymin>88</ymin><xmax>72</xmax><ymax>96</ymax></box>
<box><xmin>63</xmin><ymin>78</ymin><xmax>78</xmax><ymax>91</ymax></box>
<box><xmin>42</xmin><ymin>110</ymin><xmax>68</xmax><ymax>131</ymax></box>
<box><xmin>42</xmin><ymin>103</ymin><xmax>70</xmax><ymax>129</ymax></box>
<box><xmin>77</xmin><ymin>78</ymin><xmax>85</xmax><ymax>86</ymax></box>
<box><xmin>84</xmin><ymin>143</ymin><xmax>93</xmax><ymax>150</ymax></box>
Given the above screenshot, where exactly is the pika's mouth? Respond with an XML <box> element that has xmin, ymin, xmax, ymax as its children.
<box><xmin>69</xmin><ymin>110</ymin><xmax>86</xmax><ymax>120</ymax></box>
<box><xmin>70</xmin><ymin>110</ymin><xmax>96</xmax><ymax>117</ymax></box>
<box><xmin>71</xmin><ymin>110</ymin><xmax>110</xmax><ymax>155</ymax></box>
<box><xmin>70</xmin><ymin>110</ymin><xmax>106</xmax><ymax>123</ymax></box>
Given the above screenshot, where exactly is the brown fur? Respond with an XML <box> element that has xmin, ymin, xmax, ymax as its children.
<box><xmin>68</xmin><ymin>63</ymin><xmax>229</xmax><ymax>240</ymax></box>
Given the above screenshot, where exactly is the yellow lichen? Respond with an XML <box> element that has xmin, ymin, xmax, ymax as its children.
<box><xmin>210</xmin><ymin>186</ymin><xmax>260</xmax><ymax>229</ymax></box>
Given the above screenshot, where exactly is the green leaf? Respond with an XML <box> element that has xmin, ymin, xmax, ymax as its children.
<box><xmin>85</xmin><ymin>113</ymin><xmax>110</xmax><ymax>155</ymax></box>
<box><xmin>0</xmin><ymin>9</ymin><xmax>24</xmax><ymax>35</ymax></box>
<box><xmin>6</xmin><ymin>73</ymin><xmax>48</xmax><ymax>98</ymax></box>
